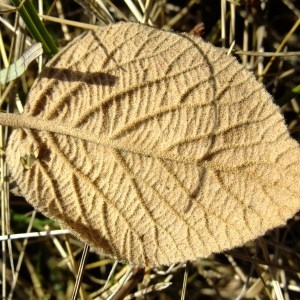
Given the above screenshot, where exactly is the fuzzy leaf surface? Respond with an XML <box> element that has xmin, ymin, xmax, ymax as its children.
<box><xmin>6</xmin><ymin>22</ymin><xmax>300</xmax><ymax>266</ymax></box>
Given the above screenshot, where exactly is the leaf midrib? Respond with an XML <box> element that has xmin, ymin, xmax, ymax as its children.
<box><xmin>0</xmin><ymin>112</ymin><xmax>198</xmax><ymax>165</ymax></box>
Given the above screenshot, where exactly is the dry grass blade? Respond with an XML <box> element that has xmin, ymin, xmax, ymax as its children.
<box><xmin>74</xmin><ymin>0</ymin><xmax>115</xmax><ymax>24</ymax></box>
<box><xmin>71</xmin><ymin>244</ymin><xmax>90</xmax><ymax>300</ymax></box>
<box><xmin>181</xmin><ymin>262</ymin><xmax>189</xmax><ymax>300</ymax></box>
<box><xmin>0</xmin><ymin>43</ymin><xmax>43</xmax><ymax>84</ymax></box>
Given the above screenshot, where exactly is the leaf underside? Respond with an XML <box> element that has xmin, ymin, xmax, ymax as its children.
<box><xmin>6</xmin><ymin>22</ymin><xmax>300</xmax><ymax>266</ymax></box>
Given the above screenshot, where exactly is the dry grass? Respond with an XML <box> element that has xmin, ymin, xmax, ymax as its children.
<box><xmin>1</xmin><ymin>0</ymin><xmax>300</xmax><ymax>299</ymax></box>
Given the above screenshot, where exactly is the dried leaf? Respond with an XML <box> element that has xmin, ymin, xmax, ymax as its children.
<box><xmin>4</xmin><ymin>22</ymin><xmax>300</xmax><ymax>266</ymax></box>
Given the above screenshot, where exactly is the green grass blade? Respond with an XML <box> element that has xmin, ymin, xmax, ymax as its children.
<box><xmin>11</xmin><ymin>0</ymin><xmax>58</xmax><ymax>55</ymax></box>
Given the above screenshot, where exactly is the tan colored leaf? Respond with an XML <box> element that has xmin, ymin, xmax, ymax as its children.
<box><xmin>3</xmin><ymin>22</ymin><xmax>300</xmax><ymax>266</ymax></box>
